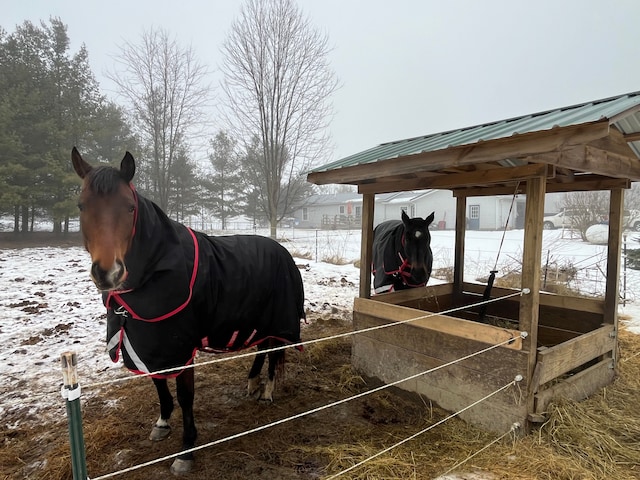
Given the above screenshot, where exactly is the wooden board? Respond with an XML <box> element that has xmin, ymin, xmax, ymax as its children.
<box><xmin>353</xmin><ymin>312</ymin><xmax>529</xmax><ymax>383</ymax></box>
<box><xmin>461</xmin><ymin>282</ymin><xmax>604</xmax><ymax>315</ymax></box>
<box><xmin>533</xmin><ymin>325</ymin><xmax>615</xmax><ymax>388</ymax></box>
<box><xmin>534</xmin><ymin>358</ymin><xmax>615</xmax><ymax>414</ymax></box>
<box><xmin>372</xmin><ymin>283</ymin><xmax>453</xmax><ymax>305</ymax></box>
<box><xmin>355</xmin><ymin>298</ymin><xmax>523</xmax><ymax>350</ymax></box>
<box><xmin>353</xmin><ymin>332</ymin><xmax>528</xmax><ymax>433</ymax></box>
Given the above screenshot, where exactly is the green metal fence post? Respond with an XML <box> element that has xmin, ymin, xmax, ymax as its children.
<box><xmin>61</xmin><ymin>351</ymin><xmax>88</xmax><ymax>480</ymax></box>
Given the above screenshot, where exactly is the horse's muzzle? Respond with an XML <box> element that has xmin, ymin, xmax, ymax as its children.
<box><xmin>91</xmin><ymin>259</ymin><xmax>126</xmax><ymax>291</ymax></box>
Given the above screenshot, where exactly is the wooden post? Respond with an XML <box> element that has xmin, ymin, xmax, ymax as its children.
<box><xmin>61</xmin><ymin>351</ymin><xmax>88</xmax><ymax>480</ymax></box>
<box><xmin>359</xmin><ymin>193</ymin><xmax>375</xmax><ymax>299</ymax></box>
<box><xmin>453</xmin><ymin>195</ymin><xmax>467</xmax><ymax>305</ymax></box>
<box><xmin>604</xmin><ymin>188</ymin><xmax>624</xmax><ymax>364</ymax></box>
<box><xmin>519</xmin><ymin>176</ymin><xmax>545</xmax><ymax>425</ymax></box>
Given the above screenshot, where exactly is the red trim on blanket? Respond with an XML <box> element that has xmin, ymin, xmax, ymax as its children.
<box><xmin>199</xmin><ymin>334</ymin><xmax>303</xmax><ymax>354</ymax></box>
<box><xmin>226</xmin><ymin>330</ymin><xmax>239</xmax><ymax>349</ymax></box>
<box><xmin>105</xmin><ymin>226</ymin><xmax>200</xmax><ymax>322</ymax></box>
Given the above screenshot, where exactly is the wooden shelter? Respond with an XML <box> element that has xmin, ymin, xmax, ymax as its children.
<box><xmin>306</xmin><ymin>91</ymin><xmax>640</xmax><ymax>432</ymax></box>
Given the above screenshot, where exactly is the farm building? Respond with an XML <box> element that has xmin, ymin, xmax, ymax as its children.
<box><xmin>293</xmin><ymin>189</ymin><xmax>526</xmax><ymax>230</ymax></box>
<box><xmin>306</xmin><ymin>90</ymin><xmax>640</xmax><ymax>433</ymax></box>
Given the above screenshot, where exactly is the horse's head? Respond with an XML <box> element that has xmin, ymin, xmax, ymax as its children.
<box><xmin>401</xmin><ymin>210</ymin><xmax>435</xmax><ymax>275</ymax></box>
<box><xmin>72</xmin><ymin>147</ymin><xmax>137</xmax><ymax>291</ymax></box>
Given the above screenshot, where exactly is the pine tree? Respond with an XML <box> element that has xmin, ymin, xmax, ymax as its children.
<box><xmin>0</xmin><ymin>18</ymin><xmax>136</xmax><ymax>233</ymax></box>
<box><xmin>204</xmin><ymin>131</ymin><xmax>244</xmax><ymax>229</ymax></box>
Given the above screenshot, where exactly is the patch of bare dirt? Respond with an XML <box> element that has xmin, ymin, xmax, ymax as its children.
<box><xmin>0</xmin><ymin>314</ymin><xmax>430</xmax><ymax>479</ymax></box>
<box><xmin>2</xmin><ymin>314</ymin><xmax>640</xmax><ymax>480</ymax></box>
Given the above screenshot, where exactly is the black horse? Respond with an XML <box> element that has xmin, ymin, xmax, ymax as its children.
<box><xmin>72</xmin><ymin>148</ymin><xmax>305</xmax><ymax>474</ymax></box>
<box><xmin>372</xmin><ymin>211</ymin><xmax>435</xmax><ymax>294</ymax></box>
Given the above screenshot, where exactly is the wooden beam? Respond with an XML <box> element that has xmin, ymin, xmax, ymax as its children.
<box><xmin>590</xmin><ymin>126</ymin><xmax>640</xmax><ymax>158</ymax></box>
<box><xmin>372</xmin><ymin>283</ymin><xmax>454</xmax><ymax>305</ymax></box>
<box><xmin>358</xmin><ymin>163</ymin><xmax>551</xmax><ymax>195</ymax></box>
<box><xmin>462</xmin><ymin>282</ymin><xmax>605</xmax><ymax>314</ymax></box>
<box><xmin>453</xmin><ymin>196</ymin><xmax>466</xmax><ymax>303</ymax></box>
<box><xmin>519</xmin><ymin>175</ymin><xmax>545</xmax><ymax>416</ymax></box>
<box><xmin>452</xmin><ymin>176</ymin><xmax>630</xmax><ymax>197</ymax></box>
<box><xmin>355</xmin><ymin>297</ymin><xmax>523</xmax><ymax>350</ymax></box>
<box><xmin>306</xmin><ymin>121</ymin><xmax>610</xmax><ymax>185</ymax></box>
<box><xmin>585</xmin><ymin>146</ymin><xmax>640</xmax><ymax>180</ymax></box>
<box><xmin>623</xmin><ymin>131</ymin><xmax>640</xmax><ymax>142</ymax></box>
<box><xmin>546</xmin><ymin>176</ymin><xmax>631</xmax><ymax>192</ymax></box>
<box><xmin>359</xmin><ymin>193</ymin><xmax>375</xmax><ymax>299</ymax></box>
<box><xmin>453</xmin><ymin>184</ymin><xmax>526</xmax><ymax>197</ymax></box>
<box><xmin>604</xmin><ymin>189</ymin><xmax>624</xmax><ymax>328</ymax></box>
<box><xmin>533</xmin><ymin>146</ymin><xmax>640</xmax><ymax>180</ymax></box>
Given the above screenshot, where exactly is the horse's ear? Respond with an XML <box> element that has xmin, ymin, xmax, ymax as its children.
<box><xmin>425</xmin><ymin>211</ymin><xmax>435</xmax><ymax>225</ymax></box>
<box><xmin>120</xmin><ymin>152</ymin><xmax>136</xmax><ymax>183</ymax></box>
<box><xmin>401</xmin><ymin>210</ymin><xmax>410</xmax><ymax>225</ymax></box>
<box><xmin>71</xmin><ymin>147</ymin><xmax>92</xmax><ymax>179</ymax></box>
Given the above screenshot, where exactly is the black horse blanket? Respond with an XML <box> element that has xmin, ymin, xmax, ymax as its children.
<box><xmin>105</xmin><ymin>191</ymin><xmax>305</xmax><ymax>378</ymax></box>
<box><xmin>371</xmin><ymin>220</ymin><xmax>432</xmax><ymax>294</ymax></box>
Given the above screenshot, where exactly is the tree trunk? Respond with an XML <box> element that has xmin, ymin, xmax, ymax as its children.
<box><xmin>270</xmin><ymin>218</ymin><xmax>277</xmax><ymax>239</ymax></box>
<box><xmin>13</xmin><ymin>205</ymin><xmax>19</xmax><ymax>233</ymax></box>
<box><xmin>21</xmin><ymin>205</ymin><xmax>28</xmax><ymax>233</ymax></box>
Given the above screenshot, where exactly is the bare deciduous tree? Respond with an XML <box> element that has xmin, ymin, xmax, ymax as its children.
<box><xmin>220</xmin><ymin>0</ymin><xmax>338</xmax><ymax>238</ymax></box>
<box><xmin>108</xmin><ymin>27</ymin><xmax>211</xmax><ymax>213</ymax></box>
<box><xmin>562</xmin><ymin>191</ymin><xmax>610</xmax><ymax>240</ymax></box>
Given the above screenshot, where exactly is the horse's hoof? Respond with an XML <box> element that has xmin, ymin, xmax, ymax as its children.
<box><xmin>248</xmin><ymin>387</ymin><xmax>262</xmax><ymax>400</ymax></box>
<box><xmin>170</xmin><ymin>458</ymin><xmax>194</xmax><ymax>475</ymax></box>
<box><xmin>258</xmin><ymin>394</ymin><xmax>274</xmax><ymax>404</ymax></box>
<box><xmin>247</xmin><ymin>377</ymin><xmax>261</xmax><ymax>398</ymax></box>
<box><xmin>149</xmin><ymin>425</ymin><xmax>171</xmax><ymax>441</ymax></box>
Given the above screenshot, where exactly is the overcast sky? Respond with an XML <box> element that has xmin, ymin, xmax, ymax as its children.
<box><xmin>5</xmin><ymin>0</ymin><xmax>640</xmax><ymax>163</ymax></box>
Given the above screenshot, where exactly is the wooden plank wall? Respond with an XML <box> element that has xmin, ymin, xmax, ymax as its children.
<box><xmin>353</xmin><ymin>298</ymin><xmax>529</xmax><ymax>433</ymax></box>
<box><xmin>358</xmin><ymin>286</ymin><xmax>613</xmax><ymax>427</ymax></box>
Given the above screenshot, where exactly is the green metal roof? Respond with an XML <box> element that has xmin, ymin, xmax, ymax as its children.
<box><xmin>310</xmin><ymin>90</ymin><xmax>640</xmax><ymax>174</ymax></box>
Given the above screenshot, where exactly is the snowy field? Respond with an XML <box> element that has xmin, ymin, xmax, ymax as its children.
<box><xmin>1</xmin><ymin>228</ymin><xmax>640</xmax><ymax>426</ymax></box>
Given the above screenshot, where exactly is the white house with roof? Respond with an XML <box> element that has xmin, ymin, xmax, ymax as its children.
<box><xmin>292</xmin><ymin>189</ymin><xmax>533</xmax><ymax>230</ymax></box>
<box><xmin>290</xmin><ymin>180</ymin><xmax>577</xmax><ymax>231</ymax></box>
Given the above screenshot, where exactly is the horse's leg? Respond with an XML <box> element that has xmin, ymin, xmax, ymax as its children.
<box><xmin>247</xmin><ymin>344</ymin><xmax>267</xmax><ymax>398</ymax></box>
<box><xmin>170</xmin><ymin>368</ymin><xmax>197</xmax><ymax>475</ymax></box>
<box><xmin>262</xmin><ymin>345</ymin><xmax>284</xmax><ymax>402</ymax></box>
<box><xmin>150</xmin><ymin>377</ymin><xmax>174</xmax><ymax>441</ymax></box>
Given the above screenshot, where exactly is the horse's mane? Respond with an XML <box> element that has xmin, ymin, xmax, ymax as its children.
<box><xmin>87</xmin><ymin>166</ymin><xmax>127</xmax><ymax>194</ymax></box>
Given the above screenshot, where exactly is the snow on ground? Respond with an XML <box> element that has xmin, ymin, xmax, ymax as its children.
<box><xmin>1</xmin><ymin>228</ymin><xmax>640</xmax><ymax>426</ymax></box>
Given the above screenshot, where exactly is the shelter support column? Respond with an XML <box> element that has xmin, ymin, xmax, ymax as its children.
<box><xmin>453</xmin><ymin>196</ymin><xmax>467</xmax><ymax>304</ymax></box>
<box><xmin>604</xmin><ymin>188</ymin><xmax>624</xmax><ymax>329</ymax></box>
<box><xmin>359</xmin><ymin>193</ymin><xmax>375</xmax><ymax>299</ymax></box>
<box><xmin>519</xmin><ymin>176</ymin><xmax>545</xmax><ymax>420</ymax></box>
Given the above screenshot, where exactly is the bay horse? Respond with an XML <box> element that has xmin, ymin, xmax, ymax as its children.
<box><xmin>372</xmin><ymin>211</ymin><xmax>435</xmax><ymax>294</ymax></box>
<box><xmin>72</xmin><ymin>148</ymin><xmax>305</xmax><ymax>475</ymax></box>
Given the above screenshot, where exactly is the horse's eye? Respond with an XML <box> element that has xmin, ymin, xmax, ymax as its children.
<box><xmin>77</xmin><ymin>203</ymin><xmax>84</xmax><ymax>212</ymax></box>
<box><xmin>128</xmin><ymin>205</ymin><xmax>136</xmax><ymax>213</ymax></box>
